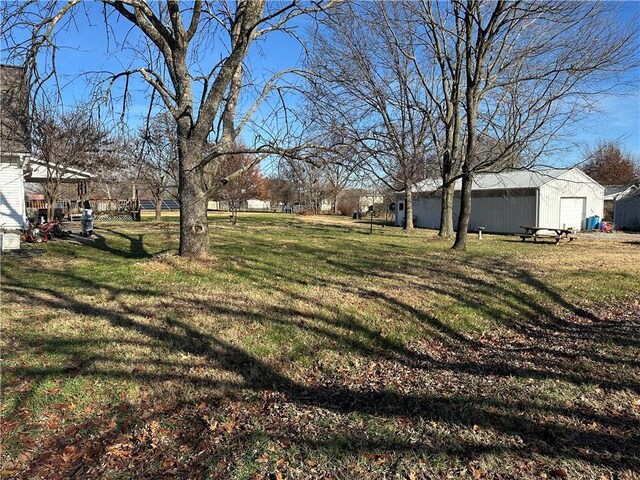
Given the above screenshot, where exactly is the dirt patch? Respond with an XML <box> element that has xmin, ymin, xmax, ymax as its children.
<box><xmin>137</xmin><ymin>254</ymin><xmax>220</xmax><ymax>274</ymax></box>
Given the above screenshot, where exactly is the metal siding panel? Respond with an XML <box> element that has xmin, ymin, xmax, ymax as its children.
<box><xmin>468</xmin><ymin>193</ymin><xmax>536</xmax><ymax>233</ymax></box>
<box><xmin>538</xmin><ymin>184</ymin><xmax>558</xmax><ymax>227</ymax></box>
<box><xmin>614</xmin><ymin>193</ymin><xmax>640</xmax><ymax>230</ymax></box>
<box><xmin>412</xmin><ymin>197</ymin><xmax>442</xmax><ymax>228</ymax></box>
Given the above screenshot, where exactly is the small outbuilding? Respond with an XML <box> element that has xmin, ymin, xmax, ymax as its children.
<box><xmin>613</xmin><ymin>188</ymin><xmax>640</xmax><ymax>231</ymax></box>
<box><xmin>604</xmin><ymin>185</ymin><xmax>637</xmax><ymax>221</ymax></box>
<box><xmin>395</xmin><ymin>167</ymin><xmax>604</xmax><ymax>233</ymax></box>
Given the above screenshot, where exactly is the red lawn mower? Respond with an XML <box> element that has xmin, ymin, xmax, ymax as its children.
<box><xmin>20</xmin><ymin>219</ymin><xmax>68</xmax><ymax>243</ymax></box>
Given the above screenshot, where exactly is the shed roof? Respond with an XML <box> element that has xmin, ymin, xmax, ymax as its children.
<box><xmin>413</xmin><ymin>167</ymin><xmax>596</xmax><ymax>193</ymax></box>
<box><xmin>604</xmin><ymin>184</ymin><xmax>637</xmax><ymax>201</ymax></box>
<box><xmin>614</xmin><ymin>187</ymin><xmax>640</xmax><ymax>202</ymax></box>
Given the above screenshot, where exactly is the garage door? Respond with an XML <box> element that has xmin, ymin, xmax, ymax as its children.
<box><xmin>559</xmin><ymin>197</ymin><xmax>585</xmax><ymax>230</ymax></box>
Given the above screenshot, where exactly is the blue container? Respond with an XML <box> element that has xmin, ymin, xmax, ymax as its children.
<box><xmin>588</xmin><ymin>215</ymin><xmax>600</xmax><ymax>230</ymax></box>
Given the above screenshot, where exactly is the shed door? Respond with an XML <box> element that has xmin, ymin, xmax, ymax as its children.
<box><xmin>397</xmin><ymin>201</ymin><xmax>405</xmax><ymax>225</ymax></box>
<box><xmin>559</xmin><ymin>197</ymin><xmax>585</xmax><ymax>230</ymax></box>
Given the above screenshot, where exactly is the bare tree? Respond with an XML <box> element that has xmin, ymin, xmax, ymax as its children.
<box><xmin>310</xmin><ymin>129</ymin><xmax>362</xmax><ymax>214</ymax></box>
<box><xmin>398</xmin><ymin>0</ymin><xmax>467</xmax><ymax>238</ymax></box>
<box><xmin>279</xmin><ymin>157</ymin><xmax>329</xmax><ymax>214</ymax></box>
<box><xmin>448</xmin><ymin>0</ymin><xmax>638</xmax><ymax>250</ymax></box>
<box><xmin>211</xmin><ymin>145</ymin><xmax>268</xmax><ymax>224</ymax></box>
<box><xmin>31</xmin><ymin>104</ymin><xmax>108</xmax><ymax>221</ymax></box>
<box><xmin>266</xmin><ymin>172</ymin><xmax>296</xmax><ymax>212</ymax></box>
<box><xmin>322</xmin><ymin>159</ymin><xmax>360</xmax><ymax>215</ymax></box>
<box><xmin>90</xmin><ymin>134</ymin><xmax>133</xmax><ymax>201</ymax></box>
<box><xmin>3</xmin><ymin>0</ymin><xmax>336</xmax><ymax>257</ymax></box>
<box><xmin>136</xmin><ymin>112</ymin><xmax>179</xmax><ymax>221</ymax></box>
<box><xmin>307</xmin><ymin>1</ymin><xmax>437</xmax><ymax>229</ymax></box>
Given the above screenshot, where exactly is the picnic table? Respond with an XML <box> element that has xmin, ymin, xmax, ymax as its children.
<box><xmin>519</xmin><ymin>225</ymin><xmax>577</xmax><ymax>244</ymax></box>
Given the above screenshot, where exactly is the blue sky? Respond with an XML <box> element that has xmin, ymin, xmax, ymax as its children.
<box><xmin>2</xmin><ymin>2</ymin><xmax>639</xmax><ymax>167</ymax></box>
<box><xmin>565</xmin><ymin>0</ymin><xmax>640</xmax><ymax>164</ymax></box>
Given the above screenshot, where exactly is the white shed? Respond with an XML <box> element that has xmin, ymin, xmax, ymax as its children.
<box><xmin>395</xmin><ymin>168</ymin><xmax>604</xmax><ymax>233</ymax></box>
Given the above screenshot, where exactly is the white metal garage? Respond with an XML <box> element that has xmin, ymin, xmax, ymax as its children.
<box><xmin>396</xmin><ymin>168</ymin><xmax>604</xmax><ymax>233</ymax></box>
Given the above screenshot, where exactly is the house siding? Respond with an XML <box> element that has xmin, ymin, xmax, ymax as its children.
<box><xmin>1</xmin><ymin>65</ymin><xmax>30</xmax><ymax>249</ymax></box>
<box><xmin>0</xmin><ymin>159</ymin><xmax>26</xmax><ymax>229</ymax></box>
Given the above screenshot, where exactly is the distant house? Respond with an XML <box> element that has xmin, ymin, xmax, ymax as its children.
<box><xmin>358</xmin><ymin>193</ymin><xmax>384</xmax><ymax>212</ymax></box>
<box><xmin>0</xmin><ymin>65</ymin><xmax>30</xmax><ymax>250</ymax></box>
<box><xmin>613</xmin><ymin>187</ymin><xmax>640</xmax><ymax>231</ymax></box>
<box><xmin>396</xmin><ymin>167</ymin><xmax>604</xmax><ymax>233</ymax></box>
<box><xmin>207</xmin><ymin>199</ymin><xmax>271</xmax><ymax>211</ymax></box>
<box><xmin>335</xmin><ymin>188</ymin><xmax>385</xmax><ymax>215</ymax></box>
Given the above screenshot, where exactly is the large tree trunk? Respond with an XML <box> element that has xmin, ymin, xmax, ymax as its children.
<box><xmin>453</xmin><ymin>71</ymin><xmax>477</xmax><ymax>250</ymax></box>
<box><xmin>404</xmin><ymin>185</ymin><xmax>414</xmax><ymax>230</ymax></box>
<box><xmin>178</xmin><ymin>145</ymin><xmax>209</xmax><ymax>257</ymax></box>
<box><xmin>46</xmin><ymin>192</ymin><xmax>54</xmax><ymax>223</ymax></box>
<box><xmin>154</xmin><ymin>193</ymin><xmax>162</xmax><ymax>221</ymax></box>
<box><xmin>439</xmin><ymin>181</ymin><xmax>455</xmax><ymax>237</ymax></box>
<box><xmin>452</xmin><ymin>169</ymin><xmax>472</xmax><ymax>250</ymax></box>
<box><xmin>44</xmin><ymin>181</ymin><xmax>58</xmax><ymax>223</ymax></box>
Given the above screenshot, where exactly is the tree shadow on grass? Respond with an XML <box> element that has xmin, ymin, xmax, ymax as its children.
<box><xmin>85</xmin><ymin>227</ymin><xmax>173</xmax><ymax>259</ymax></box>
<box><xmin>2</xmin><ymin>232</ymin><xmax>639</xmax><ymax>477</ymax></box>
<box><xmin>235</xmin><ymin>251</ymin><xmax>640</xmax><ymax>392</ymax></box>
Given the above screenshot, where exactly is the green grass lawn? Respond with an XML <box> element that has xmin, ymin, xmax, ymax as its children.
<box><xmin>1</xmin><ymin>213</ymin><xmax>639</xmax><ymax>479</ymax></box>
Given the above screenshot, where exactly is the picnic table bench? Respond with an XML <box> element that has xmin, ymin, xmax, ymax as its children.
<box><xmin>519</xmin><ymin>225</ymin><xmax>577</xmax><ymax>244</ymax></box>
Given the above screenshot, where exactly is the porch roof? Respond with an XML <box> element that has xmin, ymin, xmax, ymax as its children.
<box><xmin>24</xmin><ymin>158</ymin><xmax>94</xmax><ymax>183</ymax></box>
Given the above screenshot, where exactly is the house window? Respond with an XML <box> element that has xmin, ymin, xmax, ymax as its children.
<box><xmin>399</xmin><ymin>202</ymin><xmax>404</xmax><ymax>211</ymax></box>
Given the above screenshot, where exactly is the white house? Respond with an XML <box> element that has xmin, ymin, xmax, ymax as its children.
<box><xmin>207</xmin><ymin>199</ymin><xmax>271</xmax><ymax>211</ymax></box>
<box><xmin>1</xmin><ymin>65</ymin><xmax>94</xmax><ymax>249</ymax></box>
<box><xmin>1</xmin><ymin>65</ymin><xmax>30</xmax><ymax>250</ymax></box>
<box><xmin>396</xmin><ymin>168</ymin><xmax>604</xmax><ymax>233</ymax></box>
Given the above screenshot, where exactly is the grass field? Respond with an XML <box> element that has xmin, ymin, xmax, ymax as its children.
<box><xmin>1</xmin><ymin>213</ymin><xmax>639</xmax><ymax>479</ymax></box>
